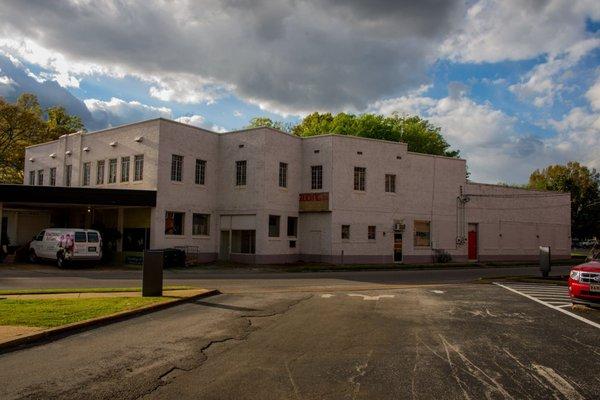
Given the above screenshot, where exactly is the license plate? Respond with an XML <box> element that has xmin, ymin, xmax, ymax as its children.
<box><xmin>88</xmin><ymin>246</ymin><xmax>97</xmax><ymax>252</ymax></box>
<box><xmin>590</xmin><ymin>284</ymin><xmax>600</xmax><ymax>293</ymax></box>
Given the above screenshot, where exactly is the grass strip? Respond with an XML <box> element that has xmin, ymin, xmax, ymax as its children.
<box><xmin>0</xmin><ymin>297</ymin><xmax>171</xmax><ymax>328</ymax></box>
<box><xmin>0</xmin><ymin>285</ymin><xmax>193</xmax><ymax>296</ymax></box>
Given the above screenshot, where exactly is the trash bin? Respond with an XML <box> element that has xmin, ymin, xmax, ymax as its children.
<box><xmin>162</xmin><ymin>248</ymin><xmax>186</xmax><ymax>268</ymax></box>
<box><xmin>539</xmin><ymin>246</ymin><xmax>551</xmax><ymax>278</ymax></box>
<box><xmin>142</xmin><ymin>250</ymin><xmax>164</xmax><ymax>297</ymax></box>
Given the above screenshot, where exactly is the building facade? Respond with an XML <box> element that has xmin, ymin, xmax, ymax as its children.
<box><xmin>16</xmin><ymin>118</ymin><xmax>571</xmax><ymax>264</ymax></box>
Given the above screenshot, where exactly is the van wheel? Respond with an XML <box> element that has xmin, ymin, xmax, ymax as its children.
<box><xmin>57</xmin><ymin>252</ymin><xmax>68</xmax><ymax>268</ymax></box>
<box><xmin>28</xmin><ymin>250</ymin><xmax>38</xmax><ymax>263</ymax></box>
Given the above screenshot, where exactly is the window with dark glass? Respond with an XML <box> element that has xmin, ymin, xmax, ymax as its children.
<box><xmin>108</xmin><ymin>159</ymin><xmax>117</xmax><ymax>183</ymax></box>
<box><xmin>171</xmin><ymin>154</ymin><xmax>183</xmax><ymax>182</ymax></box>
<box><xmin>121</xmin><ymin>156</ymin><xmax>130</xmax><ymax>182</ymax></box>
<box><xmin>82</xmin><ymin>162</ymin><xmax>91</xmax><ymax>186</ymax></box>
<box><xmin>134</xmin><ymin>155</ymin><xmax>144</xmax><ymax>181</ymax></box>
<box><xmin>49</xmin><ymin>168</ymin><xmax>56</xmax><ymax>186</ymax></box>
<box><xmin>287</xmin><ymin>217</ymin><xmax>298</xmax><ymax>237</ymax></box>
<box><xmin>195</xmin><ymin>159</ymin><xmax>206</xmax><ymax>185</ymax></box>
<box><xmin>354</xmin><ymin>167</ymin><xmax>366</xmax><ymax>191</ymax></box>
<box><xmin>236</xmin><ymin>160</ymin><xmax>247</xmax><ymax>186</ymax></box>
<box><xmin>414</xmin><ymin>220</ymin><xmax>431</xmax><ymax>247</ymax></box>
<box><xmin>64</xmin><ymin>165</ymin><xmax>72</xmax><ymax>187</ymax></box>
<box><xmin>385</xmin><ymin>174</ymin><xmax>396</xmax><ymax>193</ymax></box>
<box><xmin>74</xmin><ymin>232</ymin><xmax>87</xmax><ymax>242</ymax></box>
<box><xmin>341</xmin><ymin>225</ymin><xmax>350</xmax><ymax>240</ymax></box>
<box><xmin>311</xmin><ymin>165</ymin><xmax>323</xmax><ymax>190</ymax></box>
<box><xmin>268</xmin><ymin>215</ymin><xmax>280</xmax><ymax>237</ymax></box>
<box><xmin>29</xmin><ymin>170</ymin><xmax>35</xmax><ymax>185</ymax></box>
<box><xmin>368</xmin><ymin>225</ymin><xmax>376</xmax><ymax>240</ymax></box>
<box><xmin>192</xmin><ymin>213</ymin><xmax>210</xmax><ymax>236</ymax></box>
<box><xmin>165</xmin><ymin>211</ymin><xmax>185</xmax><ymax>235</ymax></box>
<box><xmin>279</xmin><ymin>162</ymin><xmax>287</xmax><ymax>188</ymax></box>
<box><xmin>96</xmin><ymin>160</ymin><xmax>105</xmax><ymax>184</ymax></box>
<box><xmin>37</xmin><ymin>170</ymin><xmax>44</xmax><ymax>186</ymax></box>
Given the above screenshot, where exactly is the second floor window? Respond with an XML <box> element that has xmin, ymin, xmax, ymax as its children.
<box><xmin>134</xmin><ymin>155</ymin><xmax>144</xmax><ymax>181</ymax></box>
<box><xmin>65</xmin><ymin>165</ymin><xmax>72</xmax><ymax>187</ymax></box>
<box><xmin>121</xmin><ymin>157</ymin><xmax>130</xmax><ymax>182</ymax></box>
<box><xmin>82</xmin><ymin>162</ymin><xmax>91</xmax><ymax>186</ymax></box>
<box><xmin>311</xmin><ymin>165</ymin><xmax>323</xmax><ymax>190</ymax></box>
<box><xmin>354</xmin><ymin>167</ymin><xmax>366</xmax><ymax>191</ymax></box>
<box><xmin>49</xmin><ymin>168</ymin><xmax>56</xmax><ymax>186</ymax></box>
<box><xmin>108</xmin><ymin>159</ymin><xmax>117</xmax><ymax>183</ymax></box>
<box><xmin>385</xmin><ymin>174</ymin><xmax>396</xmax><ymax>193</ymax></box>
<box><xmin>171</xmin><ymin>154</ymin><xmax>183</xmax><ymax>182</ymax></box>
<box><xmin>236</xmin><ymin>160</ymin><xmax>247</xmax><ymax>186</ymax></box>
<box><xmin>279</xmin><ymin>162</ymin><xmax>288</xmax><ymax>188</ymax></box>
<box><xmin>97</xmin><ymin>161</ymin><xmax>105</xmax><ymax>184</ymax></box>
<box><xmin>37</xmin><ymin>170</ymin><xmax>44</xmax><ymax>186</ymax></box>
<box><xmin>195</xmin><ymin>159</ymin><xmax>206</xmax><ymax>185</ymax></box>
<box><xmin>28</xmin><ymin>170</ymin><xmax>35</xmax><ymax>185</ymax></box>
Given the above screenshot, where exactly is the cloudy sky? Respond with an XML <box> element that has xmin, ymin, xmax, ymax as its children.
<box><xmin>0</xmin><ymin>0</ymin><xmax>599</xmax><ymax>183</ymax></box>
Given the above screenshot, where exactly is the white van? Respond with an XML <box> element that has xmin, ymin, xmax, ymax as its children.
<box><xmin>29</xmin><ymin>228</ymin><xmax>103</xmax><ymax>267</ymax></box>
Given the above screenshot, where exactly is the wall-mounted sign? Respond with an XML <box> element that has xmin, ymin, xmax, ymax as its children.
<box><xmin>299</xmin><ymin>192</ymin><xmax>330</xmax><ymax>212</ymax></box>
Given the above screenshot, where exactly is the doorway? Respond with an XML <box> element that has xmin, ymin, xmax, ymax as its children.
<box><xmin>394</xmin><ymin>232</ymin><xmax>403</xmax><ymax>263</ymax></box>
<box><xmin>468</xmin><ymin>223</ymin><xmax>478</xmax><ymax>261</ymax></box>
<box><xmin>219</xmin><ymin>230</ymin><xmax>230</xmax><ymax>260</ymax></box>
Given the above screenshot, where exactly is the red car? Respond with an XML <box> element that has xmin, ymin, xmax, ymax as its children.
<box><xmin>569</xmin><ymin>259</ymin><xmax>600</xmax><ymax>305</ymax></box>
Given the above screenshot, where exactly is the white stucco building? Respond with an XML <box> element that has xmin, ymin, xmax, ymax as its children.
<box><xmin>1</xmin><ymin>118</ymin><xmax>571</xmax><ymax>264</ymax></box>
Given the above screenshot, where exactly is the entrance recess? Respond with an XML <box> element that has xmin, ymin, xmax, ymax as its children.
<box><xmin>468</xmin><ymin>223</ymin><xmax>478</xmax><ymax>261</ymax></box>
<box><xmin>394</xmin><ymin>232</ymin><xmax>403</xmax><ymax>262</ymax></box>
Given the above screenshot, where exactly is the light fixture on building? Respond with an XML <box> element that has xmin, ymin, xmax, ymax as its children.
<box><xmin>134</xmin><ymin>136</ymin><xmax>143</xmax><ymax>143</ymax></box>
<box><xmin>110</xmin><ymin>141</ymin><xmax>118</xmax><ymax>147</ymax></box>
<box><xmin>65</xmin><ymin>150</ymin><xmax>72</xmax><ymax>156</ymax></box>
<box><xmin>87</xmin><ymin>206</ymin><xmax>91</xmax><ymax>213</ymax></box>
<box><xmin>29</xmin><ymin>157</ymin><xmax>35</xmax><ymax>162</ymax></box>
<box><xmin>49</xmin><ymin>153</ymin><xmax>56</xmax><ymax>158</ymax></box>
<box><xmin>83</xmin><ymin>147</ymin><xmax>90</xmax><ymax>152</ymax></box>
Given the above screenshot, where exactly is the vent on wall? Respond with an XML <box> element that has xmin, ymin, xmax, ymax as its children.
<box><xmin>357</xmin><ymin>151</ymin><xmax>363</xmax><ymax>155</ymax></box>
<box><xmin>109</xmin><ymin>141</ymin><xmax>117</xmax><ymax>147</ymax></box>
<box><xmin>65</xmin><ymin>150</ymin><xmax>72</xmax><ymax>156</ymax></box>
<box><xmin>83</xmin><ymin>147</ymin><xmax>90</xmax><ymax>152</ymax></box>
<box><xmin>314</xmin><ymin>149</ymin><xmax>320</xmax><ymax>154</ymax></box>
<box><xmin>239</xmin><ymin>144</ymin><xmax>244</xmax><ymax>148</ymax></box>
<box><xmin>28</xmin><ymin>157</ymin><xmax>35</xmax><ymax>162</ymax></box>
<box><xmin>396</xmin><ymin>155</ymin><xmax>402</xmax><ymax>160</ymax></box>
<box><xmin>134</xmin><ymin>136</ymin><xmax>143</xmax><ymax>143</ymax></box>
<box><xmin>49</xmin><ymin>153</ymin><xmax>56</xmax><ymax>158</ymax></box>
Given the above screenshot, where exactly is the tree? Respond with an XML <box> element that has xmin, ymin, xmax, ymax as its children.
<box><xmin>247</xmin><ymin>112</ymin><xmax>459</xmax><ymax>158</ymax></box>
<box><xmin>529</xmin><ymin>162</ymin><xmax>600</xmax><ymax>240</ymax></box>
<box><xmin>0</xmin><ymin>93</ymin><xmax>84</xmax><ymax>183</ymax></box>
<box><xmin>245</xmin><ymin>117</ymin><xmax>293</xmax><ymax>133</ymax></box>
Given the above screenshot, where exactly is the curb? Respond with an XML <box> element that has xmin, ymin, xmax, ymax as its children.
<box><xmin>0</xmin><ymin>289</ymin><xmax>221</xmax><ymax>353</ymax></box>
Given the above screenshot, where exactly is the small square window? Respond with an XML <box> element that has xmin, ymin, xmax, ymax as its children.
<box><xmin>192</xmin><ymin>213</ymin><xmax>210</xmax><ymax>236</ymax></box>
<box><xmin>368</xmin><ymin>225</ymin><xmax>376</xmax><ymax>240</ymax></box>
<box><xmin>165</xmin><ymin>211</ymin><xmax>185</xmax><ymax>235</ymax></box>
<box><xmin>341</xmin><ymin>225</ymin><xmax>350</xmax><ymax>240</ymax></box>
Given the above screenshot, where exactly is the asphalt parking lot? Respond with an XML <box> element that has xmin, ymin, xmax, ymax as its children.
<box><xmin>0</xmin><ymin>280</ymin><xmax>598</xmax><ymax>400</ymax></box>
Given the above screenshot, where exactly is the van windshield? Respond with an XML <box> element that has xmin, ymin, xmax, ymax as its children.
<box><xmin>87</xmin><ymin>232</ymin><xmax>99</xmax><ymax>243</ymax></box>
<box><xmin>74</xmin><ymin>232</ymin><xmax>87</xmax><ymax>243</ymax></box>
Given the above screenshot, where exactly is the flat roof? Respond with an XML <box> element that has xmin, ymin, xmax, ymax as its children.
<box><xmin>0</xmin><ymin>185</ymin><xmax>156</xmax><ymax>207</ymax></box>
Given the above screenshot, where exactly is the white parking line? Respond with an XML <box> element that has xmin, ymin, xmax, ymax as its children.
<box><xmin>494</xmin><ymin>282</ymin><xmax>600</xmax><ymax>330</ymax></box>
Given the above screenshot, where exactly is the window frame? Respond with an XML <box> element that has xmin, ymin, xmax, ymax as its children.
<box><xmin>413</xmin><ymin>220</ymin><xmax>431</xmax><ymax>248</ymax></box>
<box><xmin>368</xmin><ymin>225</ymin><xmax>376</xmax><ymax>240</ymax></box>
<box><xmin>235</xmin><ymin>160</ymin><xmax>247</xmax><ymax>186</ymax></box>
<box><xmin>171</xmin><ymin>154</ymin><xmax>183</xmax><ymax>182</ymax></box>
<box><xmin>195</xmin><ymin>159</ymin><xmax>206</xmax><ymax>185</ymax></box>
<box><xmin>278</xmin><ymin>162</ymin><xmax>288</xmax><ymax>188</ymax></box>
<box><xmin>37</xmin><ymin>169</ymin><xmax>44</xmax><ymax>186</ymax></box>
<box><xmin>311</xmin><ymin>165</ymin><xmax>323</xmax><ymax>190</ymax></box>
<box><xmin>64</xmin><ymin>164</ymin><xmax>72</xmax><ymax>187</ymax></box>
<box><xmin>82</xmin><ymin>162</ymin><xmax>91</xmax><ymax>186</ymax></box>
<box><xmin>385</xmin><ymin>174</ymin><xmax>396</xmax><ymax>193</ymax></box>
<box><xmin>49</xmin><ymin>167</ymin><xmax>56</xmax><ymax>186</ymax></box>
<box><xmin>354</xmin><ymin>167</ymin><xmax>366</xmax><ymax>191</ymax></box>
<box><xmin>134</xmin><ymin>154</ymin><xmax>144</xmax><ymax>181</ymax></box>
<box><xmin>108</xmin><ymin>159</ymin><xmax>117</xmax><ymax>184</ymax></box>
<box><xmin>120</xmin><ymin>156</ymin><xmax>130</xmax><ymax>182</ymax></box>
<box><xmin>192</xmin><ymin>213</ymin><xmax>210</xmax><ymax>236</ymax></box>
<box><xmin>268</xmin><ymin>215</ymin><xmax>280</xmax><ymax>238</ymax></box>
<box><xmin>341</xmin><ymin>224</ymin><xmax>350</xmax><ymax>240</ymax></box>
<box><xmin>287</xmin><ymin>216</ymin><xmax>298</xmax><ymax>237</ymax></box>
<box><xmin>96</xmin><ymin>160</ymin><xmax>105</xmax><ymax>185</ymax></box>
<box><xmin>164</xmin><ymin>211</ymin><xmax>185</xmax><ymax>236</ymax></box>
<box><xmin>28</xmin><ymin>170</ymin><xmax>35</xmax><ymax>185</ymax></box>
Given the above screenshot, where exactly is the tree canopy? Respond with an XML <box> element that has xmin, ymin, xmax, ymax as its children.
<box><xmin>245</xmin><ymin>112</ymin><xmax>459</xmax><ymax>157</ymax></box>
<box><xmin>0</xmin><ymin>93</ymin><xmax>84</xmax><ymax>183</ymax></box>
<box><xmin>529</xmin><ymin>162</ymin><xmax>600</xmax><ymax>240</ymax></box>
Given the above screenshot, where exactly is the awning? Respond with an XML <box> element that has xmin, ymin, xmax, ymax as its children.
<box><xmin>0</xmin><ymin>184</ymin><xmax>156</xmax><ymax>207</ymax></box>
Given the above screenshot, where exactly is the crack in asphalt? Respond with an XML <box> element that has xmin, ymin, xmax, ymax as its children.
<box><xmin>138</xmin><ymin>295</ymin><xmax>312</xmax><ymax>399</ymax></box>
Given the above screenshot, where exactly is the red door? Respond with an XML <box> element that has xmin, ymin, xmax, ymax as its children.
<box><xmin>468</xmin><ymin>230</ymin><xmax>478</xmax><ymax>260</ymax></box>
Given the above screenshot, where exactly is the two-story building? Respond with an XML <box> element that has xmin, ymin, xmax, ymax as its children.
<box><xmin>0</xmin><ymin>118</ymin><xmax>571</xmax><ymax>264</ymax></box>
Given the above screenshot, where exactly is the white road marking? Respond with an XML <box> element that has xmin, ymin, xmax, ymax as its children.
<box><xmin>347</xmin><ymin>294</ymin><xmax>395</xmax><ymax>301</ymax></box>
<box><xmin>494</xmin><ymin>282</ymin><xmax>600</xmax><ymax>330</ymax></box>
<box><xmin>321</xmin><ymin>294</ymin><xmax>334</xmax><ymax>298</ymax></box>
<box><xmin>430</xmin><ymin>290</ymin><xmax>445</xmax><ymax>294</ymax></box>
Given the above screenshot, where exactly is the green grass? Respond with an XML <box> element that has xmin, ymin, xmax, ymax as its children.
<box><xmin>0</xmin><ymin>286</ymin><xmax>193</xmax><ymax>296</ymax></box>
<box><xmin>0</xmin><ymin>297</ymin><xmax>170</xmax><ymax>328</ymax></box>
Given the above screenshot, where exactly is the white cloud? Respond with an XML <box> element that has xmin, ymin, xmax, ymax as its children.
<box><xmin>84</xmin><ymin>97</ymin><xmax>171</xmax><ymax>127</ymax></box>
<box><xmin>174</xmin><ymin>115</ymin><xmax>227</xmax><ymax>132</ymax></box>
<box><xmin>509</xmin><ymin>38</ymin><xmax>600</xmax><ymax>107</ymax></box>
<box><xmin>585</xmin><ymin>73</ymin><xmax>600</xmax><ymax>111</ymax></box>
<box><xmin>442</xmin><ymin>0</ymin><xmax>600</xmax><ymax>63</ymax></box>
<box><xmin>233</xmin><ymin>110</ymin><xmax>243</xmax><ymax>118</ymax></box>
<box><xmin>0</xmin><ymin>74</ymin><xmax>16</xmax><ymax>95</ymax></box>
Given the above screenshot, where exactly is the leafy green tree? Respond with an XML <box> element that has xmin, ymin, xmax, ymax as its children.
<box><xmin>245</xmin><ymin>117</ymin><xmax>293</xmax><ymax>133</ymax></box>
<box><xmin>0</xmin><ymin>93</ymin><xmax>84</xmax><ymax>183</ymax></box>
<box><xmin>529</xmin><ymin>162</ymin><xmax>600</xmax><ymax>240</ymax></box>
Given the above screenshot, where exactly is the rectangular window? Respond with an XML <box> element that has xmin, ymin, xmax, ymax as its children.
<box><xmin>341</xmin><ymin>225</ymin><xmax>350</xmax><ymax>240</ymax></box>
<box><xmin>165</xmin><ymin>211</ymin><xmax>185</xmax><ymax>235</ymax></box>
<box><xmin>287</xmin><ymin>216</ymin><xmax>298</xmax><ymax>237</ymax></box>
<box><xmin>82</xmin><ymin>162</ymin><xmax>91</xmax><ymax>186</ymax></box>
<box><xmin>28</xmin><ymin>170</ymin><xmax>35</xmax><ymax>185</ymax></box>
<box><xmin>414</xmin><ymin>220</ymin><xmax>431</xmax><ymax>247</ymax></box>
<box><xmin>195</xmin><ymin>159</ymin><xmax>206</xmax><ymax>185</ymax></box>
<box><xmin>192</xmin><ymin>213</ymin><xmax>210</xmax><ymax>236</ymax></box>
<box><xmin>368</xmin><ymin>225</ymin><xmax>376</xmax><ymax>240</ymax></box>
<box><xmin>232</xmin><ymin>230</ymin><xmax>256</xmax><ymax>254</ymax></box>
<box><xmin>74</xmin><ymin>231</ymin><xmax>87</xmax><ymax>243</ymax></box>
<box><xmin>268</xmin><ymin>215</ymin><xmax>280</xmax><ymax>237</ymax></box>
<box><xmin>96</xmin><ymin>161</ymin><xmax>105</xmax><ymax>184</ymax></box>
<box><xmin>37</xmin><ymin>170</ymin><xmax>44</xmax><ymax>186</ymax></box>
<box><xmin>279</xmin><ymin>162</ymin><xmax>288</xmax><ymax>188</ymax></box>
<box><xmin>171</xmin><ymin>154</ymin><xmax>183</xmax><ymax>182</ymax></box>
<box><xmin>354</xmin><ymin>167</ymin><xmax>366</xmax><ymax>191</ymax></box>
<box><xmin>65</xmin><ymin>165</ymin><xmax>72</xmax><ymax>187</ymax></box>
<box><xmin>49</xmin><ymin>168</ymin><xmax>56</xmax><ymax>186</ymax></box>
<box><xmin>311</xmin><ymin>165</ymin><xmax>323</xmax><ymax>190</ymax></box>
<box><xmin>385</xmin><ymin>174</ymin><xmax>396</xmax><ymax>193</ymax></box>
<box><xmin>108</xmin><ymin>159</ymin><xmax>117</xmax><ymax>183</ymax></box>
<box><xmin>121</xmin><ymin>156</ymin><xmax>130</xmax><ymax>182</ymax></box>
<box><xmin>134</xmin><ymin>155</ymin><xmax>144</xmax><ymax>181</ymax></box>
<box><xmin>236</xmin><ymin>160</ymin><xmax>247</xmax><ymax>186</ymax></box>
<box><xmin>87</xmin><ymin>232</ymin><xmax>99</xmax><ymax>243</ymax></box>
